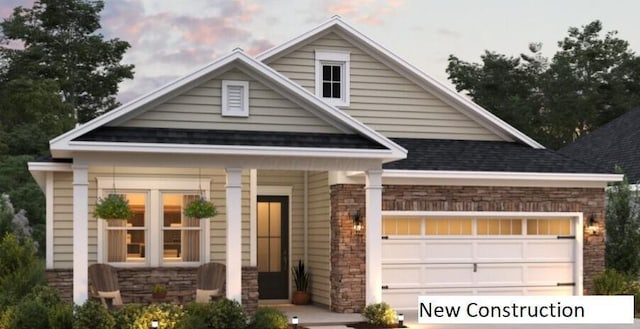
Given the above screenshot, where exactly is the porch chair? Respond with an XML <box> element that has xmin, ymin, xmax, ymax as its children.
<box><xmin>88</xmin><ymin>263</ymin><xmax>123</xmax><ymax>308</ymax></box>
<box><xmin>195</xmin><ymin>262</ymin><xmax>226</xmax><ymax>303</ymax></box>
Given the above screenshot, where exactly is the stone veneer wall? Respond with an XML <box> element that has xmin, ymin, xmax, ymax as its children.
<box><xmin>330</xmin><ymin>184</ymin><xmax>366</xmax><ymax>313</ymax></box>
<box><xmin>329</xmin><ymin>184</ymin><xmax>605</xmax><ymax>312</ymax></box>
<box><xmin>46</xmin><ymin>266</ymin><xmax>259</xmax><ymax>315</ymax></box>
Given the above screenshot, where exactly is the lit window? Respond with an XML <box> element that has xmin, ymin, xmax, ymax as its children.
<box><xmin>527</xmin><ymin>218</ymin><xmax>571</xmax><ymax>235</ymax></box>
<box><xmin>315</xmin><ymin>50</ymin><xmax>350</xmax><ymax>106</ymax></box>
<box><xmin>425</xmin><ymin>218</ymin><xmax>472</xmax><ymax>235</ymax></box>
<box><xmin>477</xmin><ymin>219</ymin><xmax>522</xmax><ymax>235</ymax></box>
<box><xmin>162</xmin><ymin>194</ymin><xmax>202</xmax><ymax>262</ymax></box>
<box><xmin>106</xmin><ymin>193</ymin><xmax>146</xmax><ymax>263</ymax></box>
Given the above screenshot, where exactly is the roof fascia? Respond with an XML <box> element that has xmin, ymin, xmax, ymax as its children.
<box><xmin>360</xmin><ymin>169</ymin><xmax>622</xmax><ymax>182</ymax></box>
<box><xmin>257</xmin><ymin>17</ymin><xmax>544</xmax><ymax>149</ymax></box>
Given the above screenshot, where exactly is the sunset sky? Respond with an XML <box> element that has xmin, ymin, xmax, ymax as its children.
<box><xmin>2</xmin><ymin>0</ymin><xmax>640</xmax><ymax>103</ymax></box>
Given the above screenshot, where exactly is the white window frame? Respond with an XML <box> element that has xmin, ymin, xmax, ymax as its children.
<box><xmin>315</xmin><ymin>50</ymin><xmax>350</xmax><ymax>107</ymax></box>
<box><xmin>221</xmin><ymin>80</ymin><xmax>249</xmax><ymax>117</ymax></box>
<box><xmin>97</xmin><ymin>177</ymin><xmax>211</xmax><ymax>267</ymax></box>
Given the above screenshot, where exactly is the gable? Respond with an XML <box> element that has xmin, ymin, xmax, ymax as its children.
<box><xmin>265</xmin><ymin>32</ymin><xmax>505</xmax><ymax>141</ymax></box>
<box><xmin>113</xmin><ymin>68</ymin><xmax>341</xmax><ymax>134</ymax></box>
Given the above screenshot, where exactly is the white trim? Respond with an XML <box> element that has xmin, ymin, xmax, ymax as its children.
<box><xmin>72</xmin><ymin>164</ymin><xmax>89</xmax><ymax>305</ymax></box>
<box><xmin>225</xmin><ymin>168</ymin><xmax>243</xmax><ymax>303</ymax></box>
<box><xmin>50</xmin><ymin>50</ymin><xmax>406</xmax><ymax>161</ymax></box>
<box><xmin>250</xmin><ymin>169</ymin><xmax>257</xmax><ymax>267</ymax></box>
<box><xmin>378</xmin><ymin>170</ymin><xmax>622</xmax><ymax>182</ymax></box>
<box><xmin>575</xmin><ymin>212</ymin><xmax>584</xmax><ymax>296</ymax></box>
<box><xmin>222</xmin><ymin>80</ymin><xmax>249</xmax><ymax>117</ymax></box>
<box><xmin>28</xmin><ymin>162</ymin><xmax>72</xmax><ymax>172</ymax></box>
<box><xmin>45</xmin><ymin>172</ymin><xmax>54</xmax><ymax>269</ymax></box>
<box><xmin>96</xmin><ymin>177</ymin><xmax>212</xmax><ymax>267</ymax></box>
<box><xmin>315</xmin><ymin>49</ymin><xmax>350</xmax><ymax>107</ymax></box>
<box><xmin>303</xmin><ymin>171</ymin><xmax>309</xmax><ymax>264</ymax></box>
<box><xmin>365</xmin><ymin>169</ymin><xmax>383</xmax><ymax>305</ymax></box>
<box><xmin>257</xmin><ymin>186</ymin><xmax>293</xmax><ymax>196</ymax></box>
<box><xmin>256</xmin><ymin>16</ymin><xmax>543</xmax><ymax>148</ymax></box>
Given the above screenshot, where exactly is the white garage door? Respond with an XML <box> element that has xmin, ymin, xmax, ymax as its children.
<box><xmin>381</xmin><ymin>214</ymin><xmax>578</xmax><ymax>310</ymax></box>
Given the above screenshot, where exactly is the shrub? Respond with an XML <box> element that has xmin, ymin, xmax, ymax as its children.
<box><xmin>132</xmin><ymin>303</ymin><xmax>183</xmax><ymax>329</ymax></box>
<box><xmin>0</xmin><ymin>233</ymin><xmax>44</xmax><ymax>309</ymax></box>
<box><xmin>592</xmin><ymin>268</ymin><xmax>628</xmax><ymax>295</ymax></box>
<box><xmin>252</xmin><ymin>307</ymin><xmax>288</xmax><ymax>329</ymax></box>
<box><xmin>363</xmin><ymin>302</ymin><xmax>396</xmax><ymax>326</ymax></box>
<box><xmin>622</xmin><ymin>280</ymin><xmax>640</xmax><ymax>316</ymax></box>
<box><xmin>8</xmin><ymin>298</ymin><xmax>49</xmax><ymax>329</ymax></box>
<box><xmin>112</xmin><ymin>304</ymin><xmax>144</xmax><ymax>329</ymax></box>
<box><xmin>73</xmin><ymin>300</ymin><xmax>115</xmax><ymax>329</ymax></box>
<box><xmin>48</xmin><ymin>302</ymin><xmax>73</xmax><ymax>329</ymax></box>
<box><xmin>178</xmin><ymin>299</ymin><xmax>246</xmax><ymax>329</ymax></box>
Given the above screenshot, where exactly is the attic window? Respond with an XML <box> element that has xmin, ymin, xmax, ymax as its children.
<box><xmin>222</xmin><ymin>80</ymin><xmax>249</xmax><ymax>117</ymax></box>
<box><xmin>315</xmin><ymin>50</ymin><xmax>350</xmax><ymax>107</ymax></box>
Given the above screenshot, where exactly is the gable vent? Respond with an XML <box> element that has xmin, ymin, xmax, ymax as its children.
<box><xmin>222</xmin><ymin>80</ymin><xmax>249</xmax><ymax>117</ymax></box>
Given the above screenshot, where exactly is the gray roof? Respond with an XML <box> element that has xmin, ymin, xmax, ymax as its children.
<box><xmin>74</xmin><ymin>126</ymin><xmax>386</xmax><ymax>149</ymax></box>
<box><xmin>559</xmin><ymin>108</ymin><xmax>640</xmax><ymax>182</ymax></box>
<box><xmin>385</xmin><ymin>138</ymin><xmax>611</xmax><ymax>173</ymax></box>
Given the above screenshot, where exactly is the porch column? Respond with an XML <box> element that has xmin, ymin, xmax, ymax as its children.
<box><xmin>365</xmin><ymin>169</ymin><xmax>383</xmax><ymax>304</ymax></box>
<box><xmin>225</xmin><ymin>168</ymin><xmax>242</xmax><ymax>303</ymax></box>
<box><xmin>72</xmin><ymin>164</ymin><xmax>89</xmax><ymax>305</ymax></box>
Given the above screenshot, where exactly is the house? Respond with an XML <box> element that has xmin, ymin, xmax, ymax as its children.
<box><xmin>559</xmin><ymin>108</ymin><xmax>640</xmax><ymax>184</ymax></box>
<box><xmin>28</xmin><ymin>16</ymin><xmax>620</xmax><ymax>313</ymax></box>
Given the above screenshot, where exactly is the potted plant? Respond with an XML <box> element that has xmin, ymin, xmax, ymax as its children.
<box><xmin>151</xmin><ymin>284</ymin><xmax>168</xmax><ymax>300</ymax></box>
<box><xmin>184</xmin><ymin>197</ymin><xmax>218</xmax><ymax>219</ymax></box>
<box><xmin>291</xmin><ymin>259</ymin><xmax>311</xmax><ymax>305</ymax></box>
<box><xmin>94</xmin><ymin>194</ymin><xmax>133</xmax><ymax>220</ymax></box>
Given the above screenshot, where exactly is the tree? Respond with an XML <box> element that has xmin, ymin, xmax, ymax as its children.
<box><xmin>447</xmin><ymin>21</ymin><xmax>640</xmax><ymax>149</ymax></box>
<box><xmin>605</xmin><ymin>172</ymin><xmax>640</xmax><ymax>276</ymax></box>
<box><xmin>0</xmin><ymin>0</ymin><xmax>134</xmax><ymax>123</ymax></box>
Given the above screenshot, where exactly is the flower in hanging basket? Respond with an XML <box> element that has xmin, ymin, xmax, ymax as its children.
<box><xmin>184</xmin><ymin>197</ymin><xmax>218</xmax><ymax>219</ymax></box>
<box><xmin>94</xmin><ymin>194</ymin><xmax>134</xmax><ymax>220</ymax></box>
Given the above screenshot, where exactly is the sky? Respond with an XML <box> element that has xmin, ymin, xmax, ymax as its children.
<box><xmin>2</xmin><ymin>0</ymin><xmax>640</xmax><ymax>104</ymax></box>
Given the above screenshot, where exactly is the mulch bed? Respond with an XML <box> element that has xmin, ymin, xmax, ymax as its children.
<box><xmin>347</xmin><ymin>322</ymin><xmax>407</xmax><ymax>329</ymax></box>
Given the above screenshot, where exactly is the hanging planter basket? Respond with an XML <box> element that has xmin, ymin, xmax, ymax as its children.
<box><xmin>94</xmin><ymin>194</ymin><xmax>134</xmax><ymax>220</ymax></box>
<box><xmin>184</xmin><ymin>197</ymin><xmax>218</xmax><ymax>219</ymax></box>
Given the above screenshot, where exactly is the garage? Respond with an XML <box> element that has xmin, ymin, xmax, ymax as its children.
<box><xmin>381</xmin><ymin>212</ymin><xmax>582</xmax><ymax>310</ymax></box>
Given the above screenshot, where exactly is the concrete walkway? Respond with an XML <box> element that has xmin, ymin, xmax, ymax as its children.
<box><xmin>272</xmin><ymin>304</ymin><xmax>639</xmax><ymax>329</ymax></box>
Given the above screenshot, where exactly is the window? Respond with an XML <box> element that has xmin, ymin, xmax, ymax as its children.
<box><xmin>98</xmin><ymin>177</ymin><xmax>210</xmax><ymax>266</ymax></box>
<box><xmin>527</xmin><ymin>218</ymin><xmax>571</xmax><ymax>235</ymax></box>
<box><xmin>222</xmin><ymin>80</ymin><xmax>249</xmax><ymax>117</ymax></box>
<box><xmin>477</xmin><ymin>219</ymin><xmax>522</xmax><ymax>235</ymax></box>
<box><xmin>383</xmin><ymin>217</ymin><xmax>421</xmax><ymax>235</ymax></box>
<box><xmin>315</xmin><ymin>50</ymin><xmax>350</xmax><ymax>106</ymax></box>
<box><xmin>425</xmin><ymin>218</ymin><xmax>472</xmax><ymax>235</ymax></box>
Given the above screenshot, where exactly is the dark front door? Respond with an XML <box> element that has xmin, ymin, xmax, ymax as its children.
<box><xmin>257</xmin><ymin>196</ymin><xmax>289</xmax><ymax>299</ymax></box>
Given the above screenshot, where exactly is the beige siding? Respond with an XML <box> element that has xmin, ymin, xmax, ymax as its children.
<box><xmin>118</xmin><ymin>69</ymin><xmax>340</xmax><ymax>134</ymax></box>
<box><xmin>267</xmin><ymin>32</ymin><xmax>504</xmax><ymax>141</ymax></box>
<box><xmin>52</xmin><ymin>167</ymin><xmax>251</xmax><ymax>269</ymax></box>
<box><xmin>256</xmin><ymin>170</ymin><xmax>306</xmax><ymax>294</ymax></box>
<box><xmin>307</xmin><ymin>171</ymin><xmax>331</xmax><ymax>306</ymax></box>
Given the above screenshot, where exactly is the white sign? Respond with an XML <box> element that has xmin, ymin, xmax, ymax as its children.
<box><xmin>418</xmin><ymin>296</ymin><xmax>634</xmax><ymax>324</ymax></box>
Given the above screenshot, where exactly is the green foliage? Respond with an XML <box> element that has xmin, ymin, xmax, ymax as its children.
<box><xmin>152</xmin><ymin>284</ymin><xmax>168</xmax><ymax>294</ymax></box>
<box><xmin>112</xmin><ymin>304</ymin><xmax>144</xmax><ymax>329</ymax></box>
<box><xmin>183</xmin><ymin>197</ymin><xmax>217</xmax><ymax>219</ymax></box>
<box><xmin>9</xmin><ymin>298</ymin><xmax>49</xmax><ymax>329</ymax></box>
<box><xmin>622</xmin><ymin>280</ymin><xmax>640</xmax><ymax>316</ymax></box>
<box><xmin>178</xmin><ymin>299</ymin><xmax>247</xmax><ymax>329</ymax></box>
<box><xmin>131</xmin><ymin>303</ymin><xmax>183</xmax><ymax>329</ymax></box>
<box><xmin>94</xmin><ymin>194</ymin><xmax>133</xmax><ymax>220</ymax></box>
<box><xmin>0</xmin><ymin>0</ymin><xmax>134</xmax><ymax>123</ymax></box>
<box><xmin>0</xmin><ymin>233</ymin><xmax>44</xmax><ymax>310</ymax></box>
<box><xmin>251</xmin><ymin>307</ymin><xmax>288</xmax><ymax>329</ymax></box>
<box><xmin>592</xmin><ymin>268</ymin><xmax>628</xmax><ymax>295</ymax></box>
<box><xmin>1</xmin><ymin>286</ymin><xmax>72</xmax><ymax>329</ymax></box>
<box><xmin>292</xmin><ymin>259</ymin><xmax>310</xmax><ymax>292</ymax></box>
<box><xmin>363</xmin><ymin>302</ymin><xmax>396</xmax><ymax>326</ymax></box>
<box><xmin>605</xmin><ymin>171</ymin><xmax>640</xmax><ymax>276</ymax></box>
<box><xmin>48</xmin><ymin>302</ymin><xmax>73</xmax><ymax>329</ymax></box>
<box><xmin>447</xmin><ymin>20</ymin><xmax>640</xmax><ymax>149</ymax></box>
<box><xmin>73</xmin><ymin>301</ymin><xmax>115</xmax><ymax>329</ymax></box>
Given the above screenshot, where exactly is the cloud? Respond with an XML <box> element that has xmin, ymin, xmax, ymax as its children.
<box><xmin>437</xmin><ymin>28</ymin><xmax>462</xmax><ymax>38</ymax></box>
<box><xmin>0</xmin><ymin>0</ymin><xmax>34</xmax><ymax>20</ymax></box>
<box><xmin>246</xmin><ymin>39</ymin><xmax>275</xmax><ymax>56</ymax></box>
<box><xmin>325</xmin><ymin>0</ymin><xmax>404</xmax><ymax>26</ymax></box>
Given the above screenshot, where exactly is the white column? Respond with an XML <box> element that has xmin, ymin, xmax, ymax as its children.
<box><xmin>225</xmin><ymin>168</ymin><xmax>243</xmax><ymax>303</ymax></box>
<box><xmin>365</xmin><ymin>169</ymin><xmax>383</xmax><ymax>304</ymax></box>
<box><xmin>45</xmin><ymin>172</ymin><xmax>54</xmax><ymax>269</ymax></box>
<box><xmin>72</xmin><ymin>164</ymin><xmax>89</xmax><ymax>305</ymax></box>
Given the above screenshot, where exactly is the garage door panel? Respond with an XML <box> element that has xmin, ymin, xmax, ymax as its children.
<box><xmin>382</xmin><ymin>240</ymin><xmax>423</xmax><ymax>263</ymax></box>
<box><xmin>425</xmin><ymin>241</ymin><xmax>473</xmax><ymax>262</ymax></box>
<box><xmin>382</xmin><ymin>265</ymin><xmax>422</xmax><ymax>288</ymax></box>
<box><xmin>525</xmin><ymin>240</ymin><xmax>573</xmax><ymax>261</ymax></box>
<box><xmin>475</xmin><ymin>264</ymin><xmax>524</xmax><ymax>285</ymax></box>
<box><xmin>475</xmin><ymin>241</ymin><xmax>524</xmax><ymax>261</ymax></box>
<box><xmin>425</xmin><ymin>264</ymin><xmax>474</xmax><ymax>287</ymax></box>
<box><xmin>527</xmin><ymin>263</ymin><xmax>573</xmax><ymax>284</ymax></box>
<box><xmin>524</xmin><ymin>286</ymin><xmax>574</xmax><ymax>295</ymax></box>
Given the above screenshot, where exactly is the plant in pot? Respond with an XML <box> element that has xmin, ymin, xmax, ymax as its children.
<box><xmin>94</xmin><ymin>194</ymin><xmax>133</xmax><ymax>220</ymax></box>
<box><xmin>151</xmin><ymin>284</ymin><xmax>168</xmax><ymax>300</ymax></box>
<box><xmin>183</xmin><ymin>197</ymin><xmax>218</xmax><ymax>219</ymax></box>
<box><xmin>291</xmin><ymin>259</ymin><xmax>311</xmax><ymax>305</ymax></box>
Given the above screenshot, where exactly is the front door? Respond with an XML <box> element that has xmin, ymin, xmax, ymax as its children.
<box><xmin>257</xmin><ymin>196</ymin><xmax>289</xmax><ymax>299</ymax></box>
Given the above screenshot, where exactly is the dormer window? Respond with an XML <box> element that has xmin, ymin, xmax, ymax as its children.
<box><xmin>222</xmin><ymin>80</ymin><xmax>249</xmax><ymax>117</ymax></box>
<box><xmin>315</xmin><ymin>50</ymin><xmax>350</xmax><ymax>107</ymax></box>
